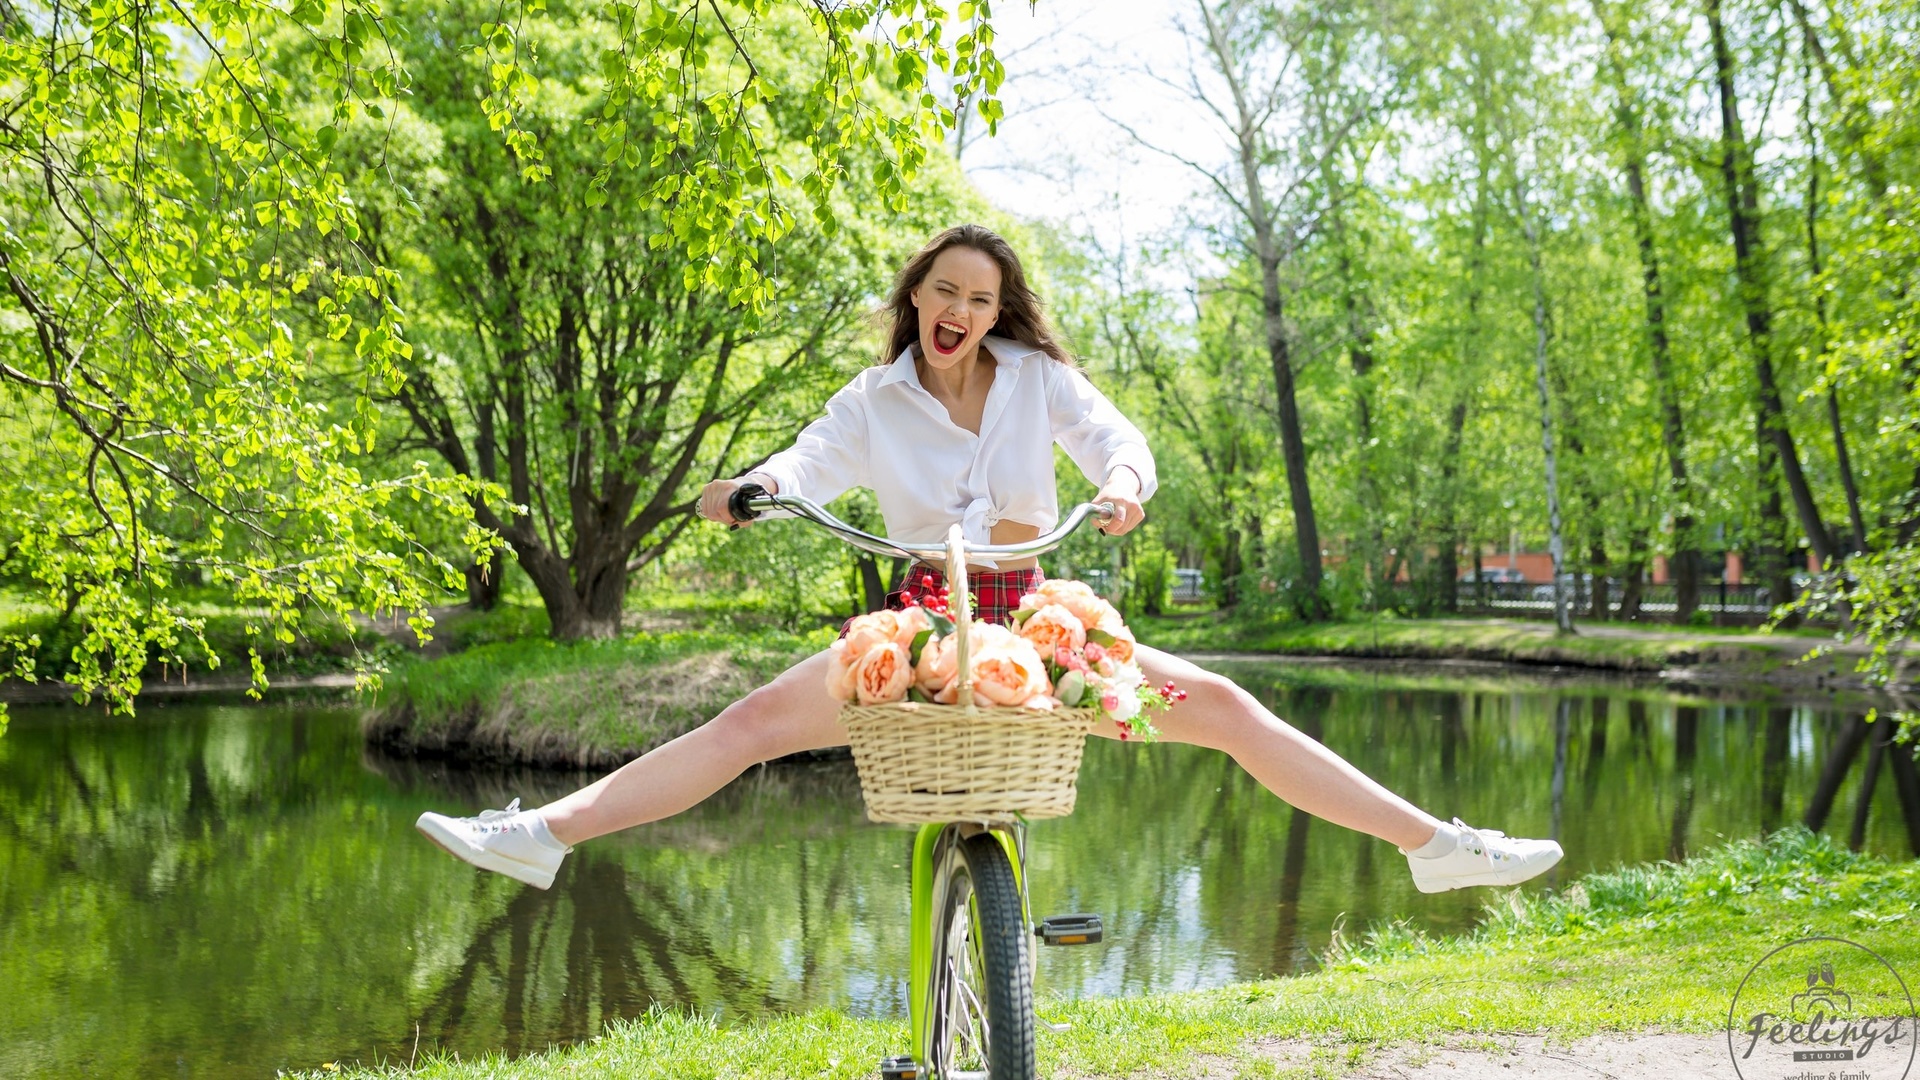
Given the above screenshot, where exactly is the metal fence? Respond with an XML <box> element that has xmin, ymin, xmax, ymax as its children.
<box><xmin>1446</xmin><ymin>579</ymin><xmax>1785</xmax><ymax>620</ymax></box>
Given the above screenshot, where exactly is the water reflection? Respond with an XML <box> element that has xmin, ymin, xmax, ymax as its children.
<box><xmin>1</xmin><ymin>663</ymin><xmax>1915</xmax><ymax>1079</ymax></box>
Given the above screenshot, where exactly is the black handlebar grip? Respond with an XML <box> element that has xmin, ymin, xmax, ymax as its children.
<box><xmin>728</xmin><ymin>482</ymin><xmax>768</xmax><ymax>523</ymax></box>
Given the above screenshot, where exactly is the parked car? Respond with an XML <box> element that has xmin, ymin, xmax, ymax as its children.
<box><xmin>1531</xmin><ymin>573</ymin><xmax>1598</xmax><ymax>602</ymax></box>
<box><xmin>1461</xmin><ymin>567</ymin><xmax>1528</xmax><ymax>584</ymax></box>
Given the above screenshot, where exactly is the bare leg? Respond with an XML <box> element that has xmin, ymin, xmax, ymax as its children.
<box><xmin>1113</xmin><ymin>645</ymin><xmax>1443</xmax><ymax>851</ymax></box>
<box><xmin>537</xmin><ymin>648</ymin><xmax>848</xmax><ymax>846</ymax></box>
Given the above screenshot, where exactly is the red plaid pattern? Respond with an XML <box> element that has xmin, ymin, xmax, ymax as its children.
<box><xmin>897</xmin><ymin>563</ymin><xmax>1044</xmax><ymax>626</ymax></box>
<box><xmin>841</xmin><ymin>563</ymin><xmax>1045</xmax><ymax>637</ymax></box>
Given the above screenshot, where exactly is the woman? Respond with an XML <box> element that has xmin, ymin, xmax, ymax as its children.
<box><xmin>416</xmin><ymin>224</ymin><xmax>1562</xmax><ymax>894</ymax></box>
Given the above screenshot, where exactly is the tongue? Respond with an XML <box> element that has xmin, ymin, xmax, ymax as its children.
<box><xmin>934</xmin><ymin>325</ymin><xmax>962</xmax><ymax>352</ymax></box>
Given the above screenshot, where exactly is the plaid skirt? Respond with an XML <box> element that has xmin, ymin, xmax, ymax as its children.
<box><xmin>841</xmin><ymin>564</ymin><xmax>1045</xmax><ymax>636</ymax></box>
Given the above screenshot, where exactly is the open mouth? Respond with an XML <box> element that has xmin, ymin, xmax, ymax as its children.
<box><xmin>932</xmin><ymin>320</ymin><xmax>966</xmax><ymax>355</ymax></box>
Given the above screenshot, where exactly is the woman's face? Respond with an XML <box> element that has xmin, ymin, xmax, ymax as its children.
<box><xmin>910</xmin><ymin>245</ymin><xmax>1002</xmax><ymax>372</ymax></box>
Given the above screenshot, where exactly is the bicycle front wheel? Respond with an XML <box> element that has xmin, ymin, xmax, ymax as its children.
<box><xmin>928</xmin><ymin>832</ymin><xmax>1034</xmax><ymax>1080</ymax></box>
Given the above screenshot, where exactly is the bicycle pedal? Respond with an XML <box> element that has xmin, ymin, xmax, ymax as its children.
<box><xmin>879</xmin><ymin>1054</ymin><xmax>924</xmax><ymax>1079</ymax></box>
<box><xmin>1036</xmin><ymin>913</ymin><xmax>1103</xmax><ymax>945</ymax></box>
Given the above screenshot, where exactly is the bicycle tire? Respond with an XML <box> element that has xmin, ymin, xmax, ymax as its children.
<box><xmin>928</xmin><ymin>832</ymin><xmax>1034</xmax><ymax>1079</ymax></box>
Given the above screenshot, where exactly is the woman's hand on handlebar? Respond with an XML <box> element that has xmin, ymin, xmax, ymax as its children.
<box><xmin>1095</xmin><ymin>467</ymin><xmax>1145</xmax><ymax>536</ymax></box>
<box><xmin>700</xmin><ymin>476</ymin><xmax>775</xmax><ymax>526</ymax></box>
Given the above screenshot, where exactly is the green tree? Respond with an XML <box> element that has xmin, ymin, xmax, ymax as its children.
<box><xmin>342</xmin><ymin>0</ymin><xmax>976</xmax><ymax>639</ymax></box>
<box><xmin>0</xmin><ymin>0</ymin><xmax>1016</xmax><ymax>711</ymax></box>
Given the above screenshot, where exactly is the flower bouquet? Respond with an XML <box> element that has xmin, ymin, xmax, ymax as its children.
<box><xmin>827</xmin><ymin>576</ymin><xmax>1182</xmax><ymax>824</ymax></box>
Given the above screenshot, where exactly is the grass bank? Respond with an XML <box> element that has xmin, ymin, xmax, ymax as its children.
<box><xmin>0</xmin><ymin>590</ymin><xmax>398</xmax><ymax>706</ymax></box>
<box><xmin>364</xmin><ymin>605</ymin><xmax>1866</xmax><ymax>768</ymax></box>
<box><xmin>364</xmin><ymin>613</ymin><xmax>833</xmax><ymax>768</ymax></box>
<box><xmin>304</xmin><ymin>828</ymin><xmax>1918</xmax><ymax>1079</ymax></box>
<box><xmin>1134</xmin><ymin>612</ymin><xmax>1840</xmax><ymax>678</ymax></box>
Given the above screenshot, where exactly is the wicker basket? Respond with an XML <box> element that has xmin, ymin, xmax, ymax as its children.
<box><xmin>842</xmin><ymin>701</ymin><xmax>1098</xmax><ymax>822</ymax></box>
<box><xmin>838</xmin><ymin>525</ymin><xmax>1098</xmax><ymax>824</ymax></box>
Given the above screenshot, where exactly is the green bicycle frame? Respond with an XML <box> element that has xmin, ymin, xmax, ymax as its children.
<box><xmin>907</xmin><ymin>822</ymin><xmax>1029</xmax><ymax>1063</ymax></box>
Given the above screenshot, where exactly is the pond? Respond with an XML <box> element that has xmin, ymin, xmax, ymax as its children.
<box><xmin>2</xmin><ymin>660</ymin><xmax>1913</xmax><ymax>1078</ymax></box>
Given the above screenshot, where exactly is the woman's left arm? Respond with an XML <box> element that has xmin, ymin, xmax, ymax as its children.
<box><xmin>1047</xmin><ymin>365</ymin><xmax>1157</xmax><ymax>536</ymax></box>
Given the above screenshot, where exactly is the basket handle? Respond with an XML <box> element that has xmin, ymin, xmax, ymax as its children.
<box><xmin>947</xmin><ymin>524</ymin><xmax>973</xmax><ymax>710</ymax></box>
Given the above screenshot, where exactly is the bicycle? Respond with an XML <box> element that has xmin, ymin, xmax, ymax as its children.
<box><xmin>728</xmin><ymin>483</ymin><xmax>1113</xmax><ymax>1080</ymax></box>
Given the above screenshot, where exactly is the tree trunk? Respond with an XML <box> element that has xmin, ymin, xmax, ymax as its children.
<box><xmin>1885</xmin><ymin>740</ymin><xmax>1920</xmax><ymax>858</ymax></box>
<box><xmin>1431</xmin><ymin>402</ymin><xmax>1468</xmax><ymax>615</ymax></box>
<box><xmin>1761</xmin><ymin>706</ymin><xmax>1793</xmax><ymax>834</ymax></box>
<box><xmin>1618</xmin><ymin>526</ymin><xmax>1648</xmax><ymax>621</ymax></box>
<box><xmin>857</xmin><ymin>556</ymin><xmax>888</xmax><ymax>614</ymax></box>
<box><xmin>1850</xmin><ymin>732</ymin><xmax>1886</xmax><ymax>851</ymax></box>
<box><xmin>1706</xmin><ymin>0</ymin><xmax>1837</xmax><ymax>568</ymax></box>
<box><xmin>1587</xmin><ymin>539</ymin><xmax>1610</xmax><ymax>621</ymax></box>
<box><xmin>1804</xmin><ymin>715</ymin><xmax>1869</xmax><ymax>831</ymax></box>
<box><xmin>1825</xmin><ymin>389</ymin><xmax>1868</xmax><ymax>554</ymax></box>
<box><xmin>1244</xmin><ymin>510</ymin><xmax>1266</xmax><ymax>608</ymax></box>
<box><xmin>529</xmin><ymin>543</ymin><xmax>630</xmax><ymax>641</ymax></box>
<box><xmin>1202</xmin><ymin>2</ymin><xmax>1327</xmax><ymax>620</ymax></box>
<box><xmin>1802</xmin><ymin>109</ymin><xmax>1869</xmax><ymax>554</ymax></box>
<box><xmin>1670</xmin><ymin>705</ymin><xmax>1700</xmax><ymax>860</ymax></box>
<box><xmin>1330</xmin><ymin>184</ymin><xmax>1388</xmax><ymax>604</ymax></box>
<box><xmin>1260</xmin><ymin>255</ymin><xmax>1328</xmax><ymax>620</ymax></box>
<box><xmin>465</xmin><ymin>559</ymin><xmax>505</xmax><ymax>611</ymax></box>
<box><xmin>1597</xmin><ymin>7</ymin><xmax>1703</xmax><ymax>624</ymax></box>
<box><xmin>1219</xmin><ymin>522</ymin><xmax>1243</xmax><ymax>609</ymax></box>
<box><xmin>1434</xmin><ymin>144</ymin><xmax>1492</xmax><ymax>618</ymax></box>
<box><xmin>1547</xmin><ymin>357</ymin><xmax>1609</xmax><ymax>622</ymax></box>
<box><xmin>1753</xmin><ymin>421</ymin><xmax>1799</xmax><ymax>613</ymax></box>
<box><xmin>1517</xmin><ymin>183</ymin><xmax>1574</xmax><ymax>634</ymax></box>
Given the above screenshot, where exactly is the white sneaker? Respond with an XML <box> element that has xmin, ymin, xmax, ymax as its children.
<box><xmin>415</xmin><ymin>798</ymin><xmax>570</xmax><ymax>890</ymax></box>
<box><xmin>1405</xmin><ymin>818</ymin><xmax>1563</xmax><ymax>893</ymax></box>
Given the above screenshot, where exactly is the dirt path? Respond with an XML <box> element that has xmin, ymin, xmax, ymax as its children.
<box><xmin>1222</xmin><ymin>1032</ymin><xmax>1732</xmax><ymax>1078</ymax></box>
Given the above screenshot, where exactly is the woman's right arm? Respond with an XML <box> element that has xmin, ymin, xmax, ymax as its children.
<box><xmin>699</xmin><ymin>379</ymin><xmax>870</xmax><ymax>526</ymax></box>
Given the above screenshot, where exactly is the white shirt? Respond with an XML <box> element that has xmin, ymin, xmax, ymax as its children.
<box><xmin>752</xmin><ymin>336</ymin><xmax>1158</xmax><ymax>566</ymax></box>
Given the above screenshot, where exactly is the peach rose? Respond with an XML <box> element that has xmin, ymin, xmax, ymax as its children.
<box><xmin>1026</xmin><ymin>579</ymin><xmax>1118</xmax><ymax>631</ymax></box>
<box><xmin>1082</xmin><ymin>597</ymin><xmax>1123</xmax><ymax>631</ymax></box>
<box><xmin>915</xmin><ymin>633</ymin><xmax>956</xmax><ymax>696</ymax></box>
<box><xmin>853</xmin><ymin>642</ymin><xmax>914</xmax><ymax>705</ymax></box>
<box><xmin>968</xmin><ymin>638</ymin><xmax>1051</xmax><ymax>707</ymax></box>
<box><xmin>823</xmin><ymin>639</ymin><xmax>860</xmax><ymax>702</ymax></box>
<box><xmin>1098</xmin><ymin>623</ymin><xmax>1136</xmax><ymax>665</ymax></box>
<box><xmin>1036</xmin><ymin>578</ymin><xmax>1098</xmax><ymax>604</ymax></box>
<box><xmin>842</xmin><ymin>610</ymin><xmax>900</xmax><ymax>660</ymax></box>
<box><xmin>1017</xmin><ymin>603</ymin><xmax>1086</xmax><ymax>657</ymax></box>
<box><xmin>893</xmin><ymin>604</ymin><xmax>934</xmax><ymax>651</ymax></box>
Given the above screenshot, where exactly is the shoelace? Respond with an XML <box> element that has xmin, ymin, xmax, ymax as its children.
<box><xmin>1452</xmin><ymin>818</ymin><xmax>1510</xmax><ymax>863</ymax></box>
<box><xmin>471</xmin><ymin>798</ymin><xmax>524</xmax><ymax>836</ymax></box>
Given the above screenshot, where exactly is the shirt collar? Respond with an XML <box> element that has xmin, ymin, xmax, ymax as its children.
<box><xmin>876</xmin><ymin>335</ymin><xmax>1034</xmax><ymax>390</ymax></box>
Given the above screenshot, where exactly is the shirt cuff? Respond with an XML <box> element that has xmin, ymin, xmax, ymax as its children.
<box><xmin>1105</xmin><ymin>450</ymin><xmax>1158</xmax><ymax>503</ymax></box>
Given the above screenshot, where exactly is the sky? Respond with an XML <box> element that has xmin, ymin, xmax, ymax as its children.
<box><xmin>951</xmin><ymin>0</ymin><xmax>1228</xmax><ymax>256</ymax></box>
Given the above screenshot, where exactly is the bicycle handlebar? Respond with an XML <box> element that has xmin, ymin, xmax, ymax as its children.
<box><xmin>726</xmin><ymin>483</ymin><xmax>1113</xmax><ymax>564</ymax></box>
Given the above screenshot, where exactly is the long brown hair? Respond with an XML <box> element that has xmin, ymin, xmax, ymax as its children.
<box><xmin>880</xmin><ymin>224</ymin><xmax>1072</xmax><ymax>366</ymax></box>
